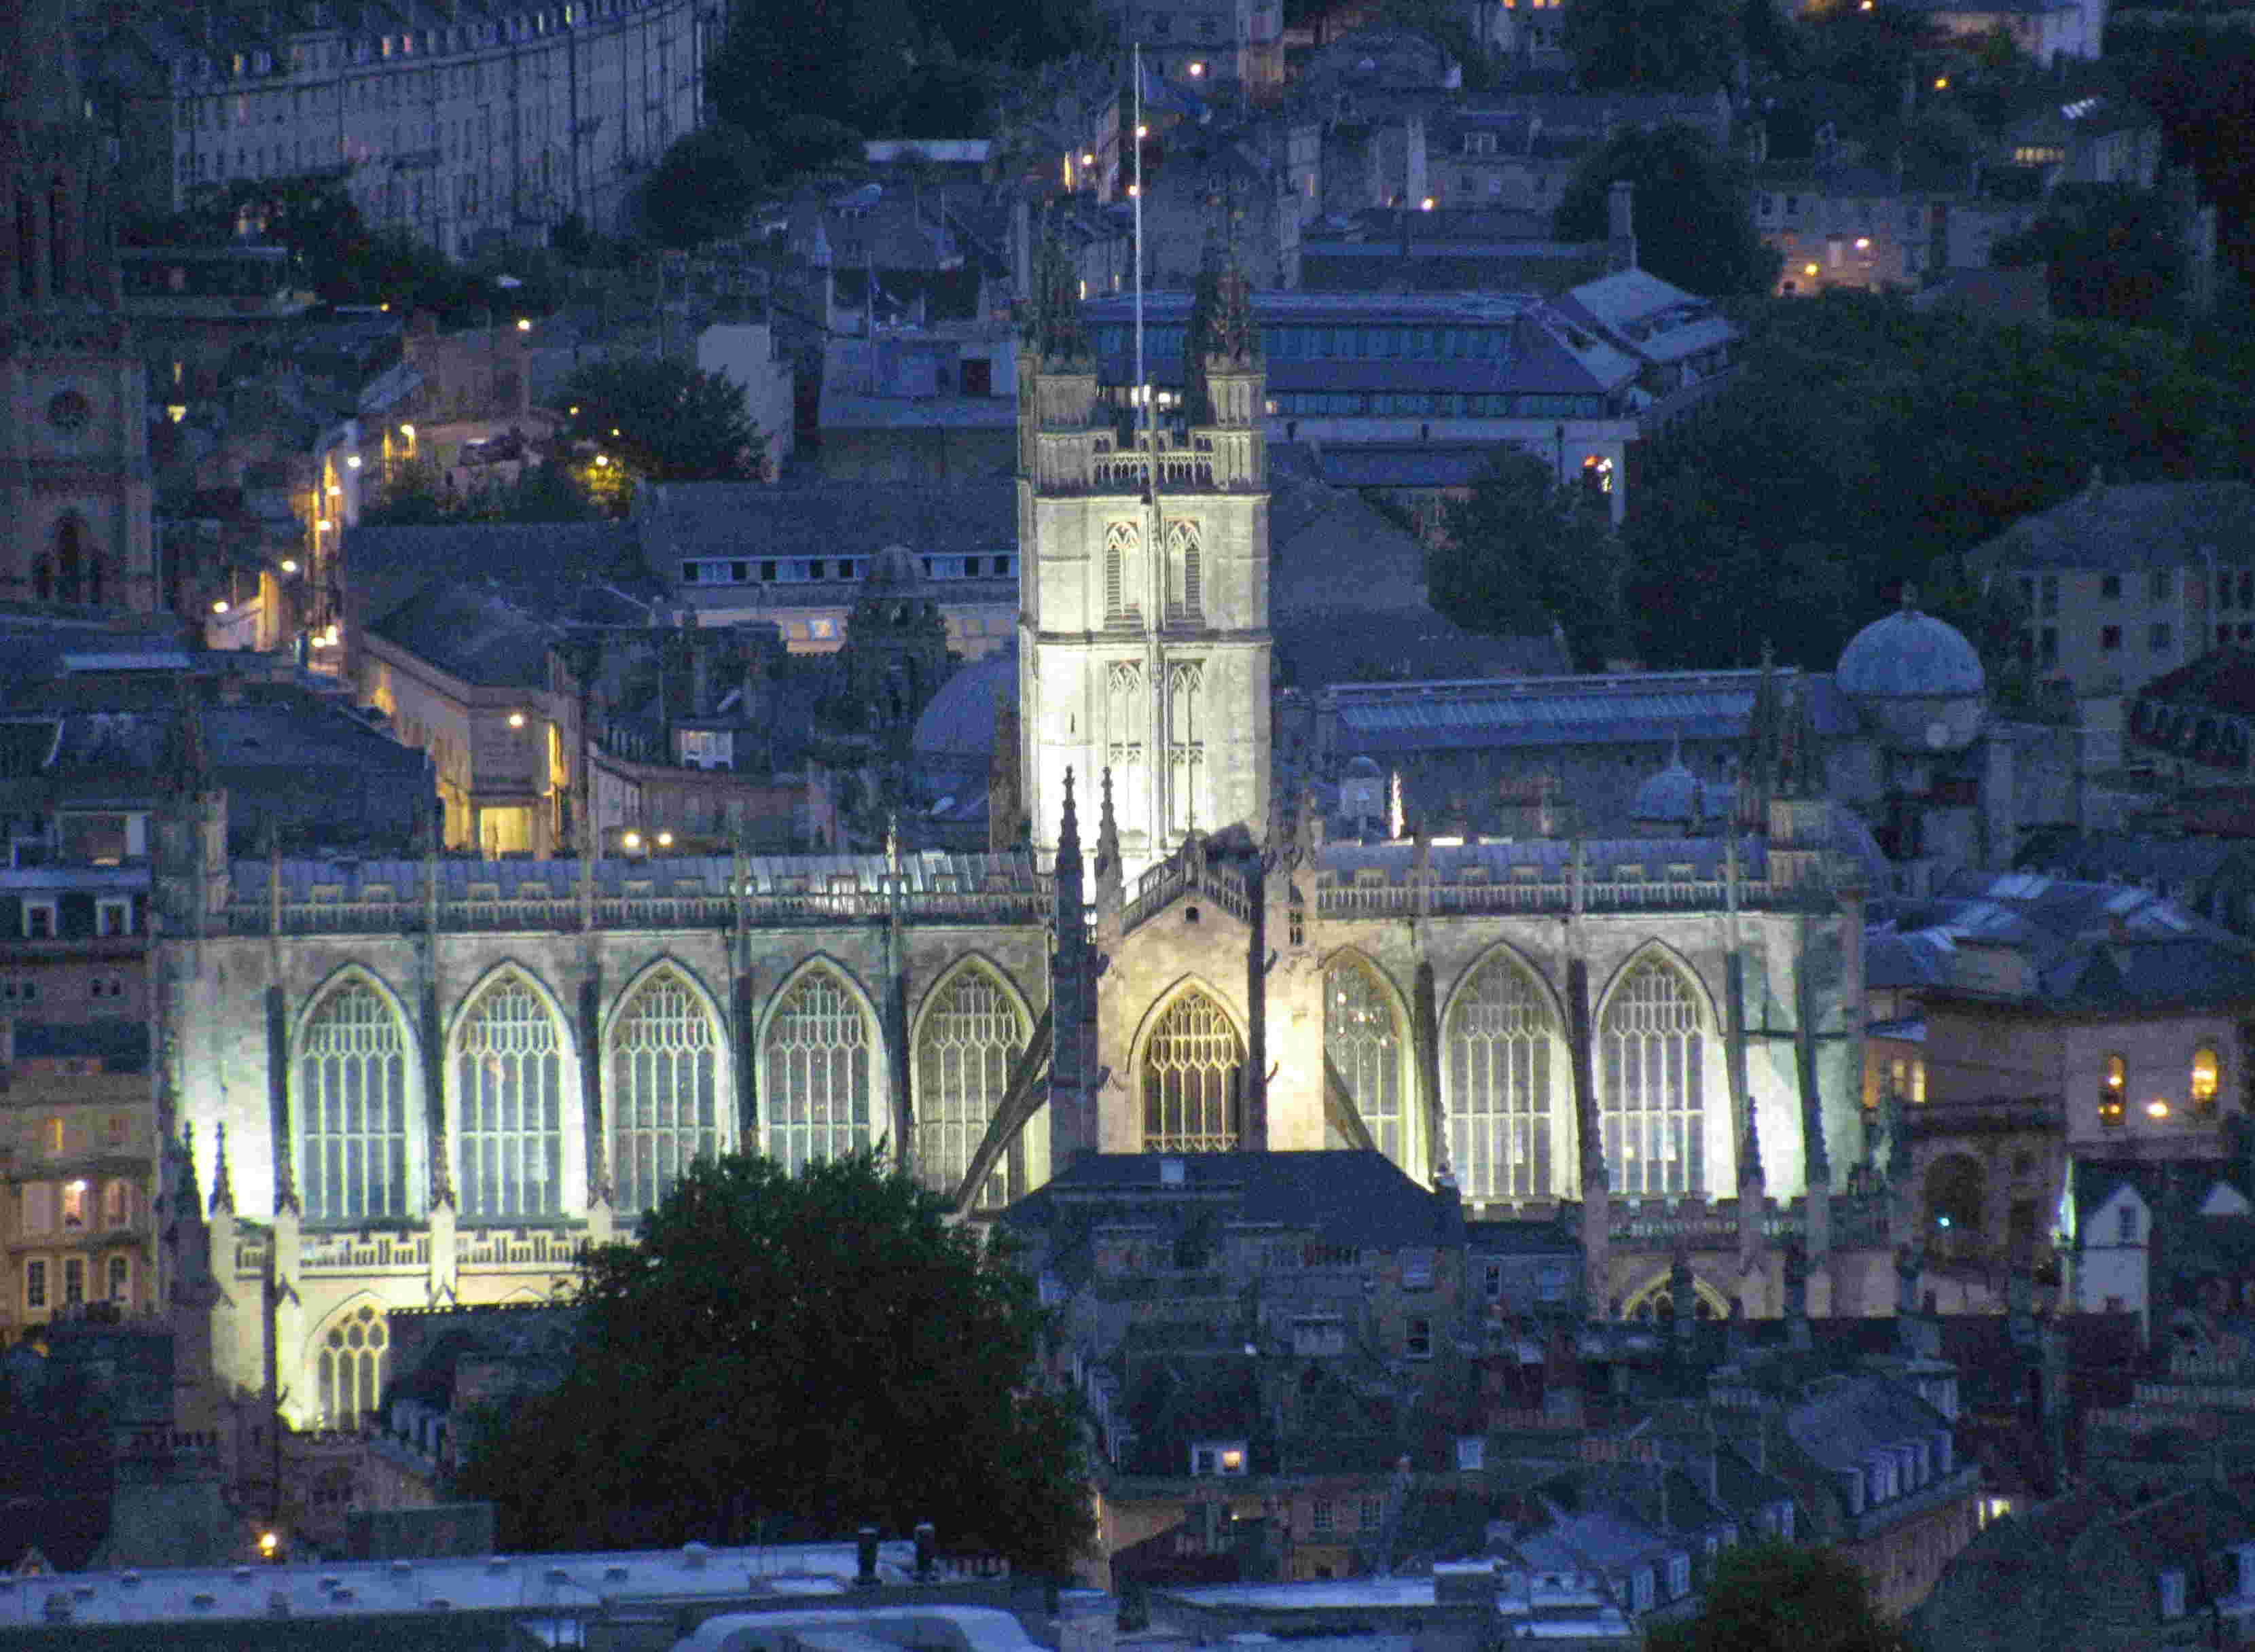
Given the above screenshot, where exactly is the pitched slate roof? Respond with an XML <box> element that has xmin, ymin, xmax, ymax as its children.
<box><xmin>1972</xmin><ymin>482</ymin><xmax>2255</xmax><ymax>575</ymax></box>
<box><xmin>636</xmin><ymin>480</ymin><xmax>1016</xmax><ymax>567</ymax></box>
<box><xmin>1004</xmin><ymin>1149</ymin><xmax>1454</xmax><ymax>1253</ymax></box>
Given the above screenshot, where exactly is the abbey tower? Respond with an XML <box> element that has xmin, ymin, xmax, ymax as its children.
<box><xmin>1016</xmin><ymin>237</ymin><xmax>1272</xmax><ymax>880</ymax></box>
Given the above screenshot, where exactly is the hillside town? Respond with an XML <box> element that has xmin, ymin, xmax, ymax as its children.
<box><xmin>4</xmin><ymin>0</ymin><xmax>2255</xmax><ymax>1647</ymax></box>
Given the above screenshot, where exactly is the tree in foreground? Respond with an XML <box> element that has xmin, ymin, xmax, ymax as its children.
<box><xmin>1433</xmin><ymin>448</ymin><xmax>1626</xmax><ymax>670</ymax></box>
<box><xmin>1646</xmin><ymin>1541</ymin><xmax>1907</xmax><ymax>1652</ymax></box>
<box><xmin>1554</xmin><ymin>125</ymin><xmax>1781</xmax><ymax>298</ymax></box>
<box><xmin>641</xmin><ymin>124</ymin><xmax>771</xmax><ymax>249</ymax></box>
<box><xmin>558</xmin><ymin>358</ymin><xmax>765</xmax><ymax>484</ymax></box>
<box><xmin>453</xmin><ymin>1151</ymin><xmax>1094</xmax><ymax>1572</ymax></box>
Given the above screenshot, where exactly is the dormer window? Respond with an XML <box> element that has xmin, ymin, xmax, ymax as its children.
<box><xmin>1191</xmin><ymin>1440</ymin><xmax>1248</xmax><ymax>1477</ymax></box>
<box><xmin>2119</xmin><ymin>1204</ymin><xmax>2140</xmax><ymax>1244</ymax></box>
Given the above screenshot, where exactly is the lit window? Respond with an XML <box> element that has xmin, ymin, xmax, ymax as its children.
<box><xmin>2192</xmin><ymin>1047</ymin><xmax>2220</xmax><ymax>1116</ymax></box>
<box><xmin>61</xmin><ymin>1181</ymin><xmax>87</xmax><ymax>1229</ymax></box>
<box><xmin>2101</xmin><ymin>1054</ymin><xmax>2127</xmax><ymax>1126</ymax></box>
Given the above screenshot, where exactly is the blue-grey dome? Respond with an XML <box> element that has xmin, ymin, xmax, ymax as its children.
<box><xmin>1836</xmin><ymin>607</ymin><xmax>1984</xmax><ymax>700</ymax></box>
<box><xmin>1629</xmin><ymin>757</ymin><xmax>1709</xmax><ymax>824</ymax></box>
<box><xmin>1835</xmin><ymin>605</ymin><xmax>1986</xmax><ymax>753</ymax></box>
<box><xmin>911</xmin><ymin>643</ymin><xmax>1017</xmax><ymax>761</ymax></box>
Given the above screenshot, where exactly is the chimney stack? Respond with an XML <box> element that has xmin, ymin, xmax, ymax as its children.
<box><xmin>1606</xmin><ymin>181</ymin><xmax>1637</xmax><ymax>273</ymax></box>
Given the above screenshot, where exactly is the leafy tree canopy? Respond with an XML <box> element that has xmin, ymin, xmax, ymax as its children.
<box><xmin>558</xmin><ymin>358</ymin><xmax>764</xmax><ymax>484</ymax></box>
<box><xmin>1433</xmin><ymin>449</ymin><xmax>1627</xmax><ymax>669</ymax></box>
<box><xmin>1619</xmin><ymin>291</ymin><xmax>2252</xmax><ymax>671</ymax></box>
<box><xmin>361</xmin><ymin>456</ymin><xmax>599</xmax><ymax>527</ymax></box>
<box><xmin>641</xmin><ymin>124</ymin><xmax>771</xmax><ymax>249</ymax></box>
<box><xmin>453</xmin><ymin>1151</ymin><xmax>1094</xmax><ymax>1571</ymax></box>
<box><xmin>1648</xmin><ymin>1541</ymin><xmax>1907</xmax><ymax>1652</ymax></box>
<box><xmin>1561</xmin><ymin>0</ymin><xmax>1744</xmax><ymax>92</ymax></box>
<box><xmin>1555</xmin><ymin>125</ymin><xmax>1782</xmax><ymax>297</ymax></box>
<box><xmin>1993</xmin><ymin>184</ymin><xmax>2188</xmax><ymax>327</ymax></box>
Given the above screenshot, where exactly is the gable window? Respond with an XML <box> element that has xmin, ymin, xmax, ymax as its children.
<box><xmin>2118</xmin><ymin>1204</ymin><xmax>2138</xmax><ymax>1244</ymax></box>
<box><xmin>2101</xmin><ymin>1054</ymin><xmax>2127</xmax><ymax>1127</ymax></box>
<box><xmin>1407</xmin><ymin>1316</ymin><xmax>1434</xmax><ymax>1359</ymax></box>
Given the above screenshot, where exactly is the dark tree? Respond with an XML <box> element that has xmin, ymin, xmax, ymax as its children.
<box><xmin>558</xmin><ymin>358</ymin><xmax>763</xmax><ymax>483</ymax></box>
<box><xmin>1555</xmin><ymin>126</ymin><xmax>1782</xmax><ymax>297</ymax></box>
<box><xmin>1993</xmin><ymin>185</ymin><xmax>2187</xmax><ymax>326</ymax></box>
<box><xmin>1561</xmin><ymin>0</ymin><xmax>1742</xmax><ymax>92</ymax></box>
<box><xmin>1434</xmin><ymin>449</ymin><xmax>1626</xmax><ymax>669</ymax></box>
<box><xmin>453</xmin><ymin>1151</ymin><xmax>1095</xmax><ymax>1572</ymax></box>
<box><xmin>641</xmin><ymin>124</ymin><xmax>770</xmax><ymax>249</ymax></box>
<box><xmin>1648</xmin><ymin>1541</ymin><xmax>1907</xmax><ymax>1652</ymax></box>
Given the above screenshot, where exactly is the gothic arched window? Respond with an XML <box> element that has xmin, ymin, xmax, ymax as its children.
<box><xmin>609</xmin><ymin>970</ymin><xmax>722</xmax><ymax>1219</ymax></box>
<box><xmin>1324</xmin><ymin>957</ymin><xmax>1407</xmax><ymax>1168</ymax></box>
<box><xmin>1601</xmin><ymin>962</ymin><xmax>1705</xmax><ymax>1197</ymax></box>
<box><xmin>1166</xmin><ymin>519</ymin><xmax>1204</xmax><ymax>624</ymax></box>
<box><xmin>1446</xmin><ymin>954</ymin><xmax>1557</xmax><ymax>1200</ymax></box>
<box><xmin>914</xmin><ymin>965</ymin><xmax>1027</xmax><ymax>1208</ymax></box>
<box><xmin>763</xmin><ymin>969</ymin><xmax>874</xmax><ymax>1174</ymax></box>
<box><xmin>454</xmin><ymin>974</ymin><xmax>564</xmax><ymax>1220</ymax></box>
<box><xmin>298</xmin><ymin>980</ymin><xmax>411</xmax><ymax>1222</ymax></box>
<box><xmin>1104</xmin><ymin>520</ymin><xmax>1139</xmax><ymax>624</ymax></box>
<box><xmin>317</xmin><ymin>1304</ymin><xmax>388</xmax><ymax>1429</ymax></box>
<box><xmin>48</xmin><ymin>516</ymin><xmax>88</xmax><ymax>605</ymax></box>
<box><xmin>1142</xmin><ymin>989</ymin><xmax>1243</xmax><ymax>1152</ymax></box>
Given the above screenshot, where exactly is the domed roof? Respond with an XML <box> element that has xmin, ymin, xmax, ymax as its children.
<box><xmin>1629</xmin><ymin>752</ymin><xmax>1710</xmax><ymax>823</ymax></box>
<box><xmin>863</xmin><ymin>543</ymin><xmax>924</xmax><ymax>592</ymax></box>
<box><xmin>1835</xmin><ymin>601</ymin><xmax>1985</xmax><ymax>700</ymax></box>
<box><xmin>911</xmin><ymin>643</ymin><xmax>1017</xmax><ymax>760</ymax></box>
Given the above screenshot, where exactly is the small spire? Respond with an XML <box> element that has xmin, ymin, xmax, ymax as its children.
<box><xmin>885</xmin><ymin>813</ymin><xmax>901</xmax><ymax>872</ymax></box>
<box><xmin>1058</xmin><ymin>766</ymin><xmax>1081</xmax><ymax>872</ymax></box>
<box><xmin>210</xmin><ymin>1121</ymin><xmax>235</xmax><ymax>1217</ymax></box>
<box><xmin>1097</xmin><ymin>766</ymin><xmax>1121</xmax><ymax>876</ymax></box>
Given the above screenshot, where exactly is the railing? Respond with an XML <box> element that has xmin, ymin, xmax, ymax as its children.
<box><xmin>225</xmin><ymin>884</ymin><xmax>1049</xmax><ymax>937</ymax></box>
<box><xmin>300</xmin><ymin>1230</ymin><xmax>431</xmax><ymax>1274</ymax></box>
<box><xmin>233</xmin><ymin>1237</ymin><xmax>270</xmax><ymax>1278</ymax></box>
<box><xmin>1316</xmin><ymin>876</ymin><xmax>1792</xmax><ymax>919</ymax></box>
<box><xmin>456</xmin><ymin>1227</ymin><xmax>586</xmax><ymax>1270</ymax></box>
<box><xmin>1123</xmin><ymin>853</ymin><xmax>1252</xmax><ymax>935</ymax></box>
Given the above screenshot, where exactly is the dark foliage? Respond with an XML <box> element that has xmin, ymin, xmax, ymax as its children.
<box><xmin>1555</xmin><ymin>126</ymin><xmax>1782</xmax><ymax>297</ymax></box>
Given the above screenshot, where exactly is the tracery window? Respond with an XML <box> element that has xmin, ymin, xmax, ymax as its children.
<box><xmin>763</xmin><ymin>969</ymin><xmax>873</xmax><ymax>1173</ymax></box>
<box><xmin>609</xmin><ymin>971</ymin><xmax>721</xmax><ymax>1219</ymax></box>
<box><xmin>299</xmin><ymin>980</ymin><xmax>411</xmax><ymax>1221</ymax></box>
<box><xmin>1166</xmin><ymin>660</ymin><xmax>1204</xmax><ymax>840</ymax></box>
<box><xmin>1602</xmin><ymin>963</ymin><xmax>1704</xmax><ymax>1196</ymax></box>
<box><xmin>1166</xmin><ymin>519</ymin><xmax>1204</xmax><ymax>624</ymax></box>
<box><xmin>1104</xmin><ymin>520</ymin><xmax>1140</xmax><ymax>624</ymax></box>
<box><xmin>1107</xmin><ymin>660</ymin><xmax>1145</xmax><ymax>836</ymax></box>
<box><xmin>1142</xmin><ymin>990</ymin><xmax>1243</xmax><ymax>1152</ymax></box>
<box><xmin>914</xmin><ymin>966</ymin><xmax>1027</xmax><ymax>1208</ymax></box>
<box><xmin>317</xmin><ymin>1304</ymin><xmax>388</xmax><ymax>1428</ymax></box>
<box><xmin>1447</xmin><ymin>954</ymin><xmax>1557</xmax><ymax>1199</ymax></box>
<box><xmin>1325</xmin><ymin>958</ymin><xmax>1406</xmax><ymax>1168</ymax></box>
<box><xmin>454</xmin><ymin>974</ymin><xmax>563</xmax><ymax>1219</ymax></box>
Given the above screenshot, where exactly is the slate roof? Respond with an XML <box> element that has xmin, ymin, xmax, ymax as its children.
<box><xmin>242</xmin><ymin>848</ymin><xmax>1044</xmax><ymax>903</ymax></box>
<box><xmin>342</xmin><ymin>522</ymin><xmax>650</xmax><ymax>625</ymax></box>
<box><xmin>2135</xmin><ymin>649</ymin><xmax>2255</xmax><ymax>719</ymax></box>
<box><xmin>10</xmin><ymin>1021</ymin><xmax>151</xmax><ymax>1073</ymax></box>
<box><xmin>1316</xmin><ymin>833</ymin><xmax>1769</xmax><ymax>884</ymax></box>
<box><xmin>1550</xmin><ymin>270</ymin><xmax>1737</xmax><ymax>369</ymax></box>
<box><xmin>1003</xmin><ymin>1150</ymin><xmax>1454</xmax><ymax>1253</ymax></box>
<box><xmin>1782</xmin><ymin>1374</ymin><xmax>1951</xmax><ymax>1473</ymax></box>
<box><xmin>367</xmin><ymin>582</ymin><xmax>558</xmax><ymax>689</ymax></box>
<box><xmin>1319</xmin><ymin>668</ymin><xmax>1856</xmax><ymax>754</ymax></box>
<box><xmin>637</xmin><ymin>480</ymin><xmax>1017</xmax><ymax>568</ymax></box>
<box><xmin>1972</xmin><ymin>482</ymin><xmax>2255</xmax><ymax>575</ymax></box>
<box><xmin>1864</xmin><ymin>867</ymin><xmax>2255</xmax><ymax>1008</ymax></box>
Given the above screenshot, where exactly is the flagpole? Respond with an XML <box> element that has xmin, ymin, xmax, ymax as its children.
<box><xmin>1133</xmin><ymin>40</ymin><xmax>1148</xmax><ymax>471</ymax></box>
